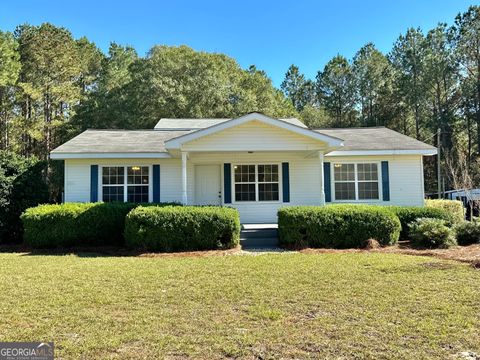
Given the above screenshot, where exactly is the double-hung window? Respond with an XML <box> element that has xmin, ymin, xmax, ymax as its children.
<box><xmin>127</xmin><ymin>166</ymin><xmax>149</xmax><ymax>203</ymax></box>
<box><xmin>102</xmin><ymin>166</ymin><xmax>124</xmax><ymax>202</ymax></box>
<box><xmin>258</xmin><ymin>165</ymin><xmax>279</xmax><ymax>201</ymax></box>
<box><xmin>333</xmin><ymin>163</ymin><xmax>379</xmax><ymax>201</ymax></box>
<box><xmin>234</xmin><ymin>164</ymin><xmax>279</xmax><ymax>202</ymax></box>
<box><xmin>102</xmin><ymin>166</ymin><xmax>150</xmax><ymax>203</ymax></box>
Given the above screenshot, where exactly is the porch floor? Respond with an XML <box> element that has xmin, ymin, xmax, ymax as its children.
<box><xmin>241</xmin><ymin>223</ymin><xmax>278</xmax><ymax>230</ymax></box>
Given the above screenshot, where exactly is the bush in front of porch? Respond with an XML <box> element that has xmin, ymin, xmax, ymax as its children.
<box><xmin>388</xmin><ymin>206</ymin><xmax>457</xmax><ymax>239</ymax></box>
<box><xmin>21</xmin><ymin>202</ymin><xmax>179</xmax><ymax>248</ymax></box>
<box><xmin>278</xmin><ymin>205</ymin><xmax>401</xmax><ymax>249</ymax></box>
<box><xmin>124</xmin><ymin>205</ymin><xmax>240</xmax><ymax>252</ymax></box>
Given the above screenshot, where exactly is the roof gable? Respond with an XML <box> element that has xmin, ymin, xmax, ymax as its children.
<box><xmin>165</xmin><ymin>112</ymin><xmax>343</xmax><ymax>150</ymax></box>
<box><xmin>181</xmin><ymin>120</ymin><xmax>333</xmax><ymax>152</ymax></box>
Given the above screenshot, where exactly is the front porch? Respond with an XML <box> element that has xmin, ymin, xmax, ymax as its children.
<box><xmin>178</xmin><ymin>151</ymin><xmax>328</xmax><ymax>223</ymax></box>
<box><xmin>162</xmin><ymin>113</ymin><xmax>343</xmax><ymax>223</ymax></box>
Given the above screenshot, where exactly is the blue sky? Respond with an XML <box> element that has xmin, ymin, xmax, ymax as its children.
<box><xmin>0</xmin><ymin>0</ymin><xmax>474</xmax><ymax>87</ymax></box>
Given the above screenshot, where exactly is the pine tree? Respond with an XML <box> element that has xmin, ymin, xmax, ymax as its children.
<box><xmin>0</xmin><ymin>31</ymin><xmax>21</xmax><ymax>150</ymax></box>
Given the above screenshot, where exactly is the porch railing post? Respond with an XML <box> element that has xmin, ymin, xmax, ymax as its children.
<box><xmin>319</xmin><ymin>151</ymin><xmax>325</xmax><ymax>205</ymax></box>
<box><xmin>182</xmin><ymin>151</ymin><xmax>188</xmax><ymax>205</ymax></box>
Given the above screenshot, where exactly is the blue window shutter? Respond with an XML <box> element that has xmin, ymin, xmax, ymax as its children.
<box><xmin>282</xmin><ymin>162</ymin><xmax>290</xmax><ymax>203</ymax></box>
<box><xmin>224</xmin><ymin>163</ymin><xmax>231</xmax><ymax>204</ymax></box>
<box><xmin>324</xmin><ymin>162</ymin><xmax>331</xmax><ymax>202</ymax></box>
<box><xmin>152</xmin><ymin>165</ymin><xmax>160</xmax><ymax>203</ymax></box>
<box><xmin>90</xmin><ymin>165</ymin><xmax>98</xmax><ymax>202</ymax></box>
<box><xmin>381</xmin><ymin>161</ymin><xmax>390</xmax><ymax>201</ymax></box>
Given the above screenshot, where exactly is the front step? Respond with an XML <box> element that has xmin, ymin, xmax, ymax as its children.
<box><xmin>240</xmin><ymin>225</ymin><xmax>279</xmax><ymax>249</ymax></box>
<box><xmin>240</xmin><ymin>229</ymin><xmax>278</xmax><ymax>238</ymax></box>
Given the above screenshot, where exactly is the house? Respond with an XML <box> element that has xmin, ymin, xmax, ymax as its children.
<box><xmin>50</xmin><ymin>112</ymin><xmax>437</xmax><ymax>223</ymax></box>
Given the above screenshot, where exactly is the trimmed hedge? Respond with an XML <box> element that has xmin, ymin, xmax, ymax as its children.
<box><xmin>454</xmin><ymin>220</ymin><xmax>480</xmax><ymax>246</ymax></box>
<box><xmin>425</xmin><ymin>199</ymin><xmax>465</xmax><ymax>223</ymax></box>
<box><xmin>388</xmin><ymin>206</ymin><xmax>455</xmax><ymax>239</ymax></box>
<box><xmin>408</xmin><ymin>218</ymin><xmax>457</xmax><ymax>248</ymax></box>
<box><xmin>21</xmin><ymin>202</ymin><xmax>178</xmax><ymax>248</ymax></box>
<box><xmin>278</xmin><ymin>205</ymin><xmax>401</xmax><ymax>249</ymax></box>
<box><xmin>124</xmin><ymin>206</ymin><xmax>240</xmax><ymax>252</ymax></box>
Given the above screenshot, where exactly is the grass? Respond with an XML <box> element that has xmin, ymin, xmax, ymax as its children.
<box><xmin>301</xmin><ymin>242</ymin><xmax>480</xmax><ymax>266</ymax></box>
<box><xmin>0</xmin><ymin>252</ymin><xmax>478</xmax><ymax>359</ymax></box>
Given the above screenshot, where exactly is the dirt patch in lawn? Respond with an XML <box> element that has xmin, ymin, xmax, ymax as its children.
<box><xmin>3</xmin><ymin>241</ymin><xmax>480</xmax><ymax>266</ymax></box>
<box><xmin>138</xmin><ymin>246</ymin><xmax>242</xmax><ymax>258</ymax></box>
<box><xmin>301</xmin><ymin>242</ymin><xmax>480</xmax><ymax>267</ymax></box>
<box><xmin>0</xmin><ymin>244</ymin><xmax>243</xmax><ymax>258</ymax></box>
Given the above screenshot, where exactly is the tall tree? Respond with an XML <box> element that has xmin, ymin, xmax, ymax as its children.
<box><xmin>316</xmin><ymin>55</ymin><xmax>357</xmax><ymax>127</ymax></box>
<box><xmin>15</xmin><ymin>23</ymin><xmax>82</xmax><ymax>158</ymax></box>
<box><xmin>390</xmin><ymin>28</ymin><xmax>428</xmax><ymax>139</ymax></box>
<box><xmin>281</xmin><ymin>65</ymin><xmax>315</xmax><ymax>111</ymax></box>
<box><xmin>453</xmin><ymin>6</ymin><xmax>480</xmax><ymax>154</ymax></box>
<box><xmin>299</xmin><ymin>104</ymin><xmax>331</xmax><ymax>128</ymax></box>
<box><xmin>352</xmin><ymin>43</ymin><xmax>393</xmax><ymax>126</ymax></box>
<box><xmin>98</xmin><ymin>43</ymin><xmax>138</xmax><ymax>93</ymax></box>
<box><xmin>76</xmin><ymin>37</ymin><xmax>104</xmax><ymax>95</ymax></box>
<box><xmin>239</xmin><ymin>65</ymin><xmax>296</xmax><ymax>117</ymax></box>
<box><xmin>0</xmin><ymin>31</ymin><xmax>21</xmax><ymax>150</ymax></box>
<box><xmin>124</xmin><ymin>45</ymin><xmax>295</xmax><ymax>128</ymax></box>
<box><xmin>424</xmin><ymin>23</ymin><xmax>458</xmax><ymax>150</ymax></box>
<box><xmin>72</xmin><ymin>43</ymin><xmax>138</xmax><ymax>130</ymax></box>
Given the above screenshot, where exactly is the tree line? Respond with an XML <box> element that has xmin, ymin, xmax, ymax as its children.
<box><xmin>281</xmin><ymin>6</ymin><xmax>480</xmax><ymax>192</ymax></box>
<box><xmin>0</xmin><ymin>5</ymin><xmax>479</xmax><ymax>195</ymax></box>
<box><xmin>0</xmin><ymin>24</ymin><xmax>295</xmax><ymax>160</ymax></box>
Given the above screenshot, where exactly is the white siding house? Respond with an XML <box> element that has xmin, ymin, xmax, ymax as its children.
<box><xmin>51</xmin><ymin>113</ymin><xmax>436</xmax><ymax>223</ymax></box>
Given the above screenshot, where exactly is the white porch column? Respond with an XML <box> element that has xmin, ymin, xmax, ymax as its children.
<box><xmin>319</xmin><ymin>151</ymin><xmax>325</xmax><ymax>205</ymax></box>
<box><xmin>181</xmin><ymin>151</ymin><xmax>188</xmax><ymax>205</ymax></box>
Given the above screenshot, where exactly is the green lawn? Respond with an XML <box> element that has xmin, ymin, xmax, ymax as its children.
<box><xmin>0</xmin><ymin>252</ymin><xmax>478</xmax><ymax>359</ymax></box>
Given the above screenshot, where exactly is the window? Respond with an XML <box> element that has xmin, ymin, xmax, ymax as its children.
<box><xmin>357</xmin><ymin>163</ymin><xmax>379</xmax><ymax>200</ymax></box>
<box><xmin>102</xmin><ymin>167</ymin><xmax>124</xmax><ymax>202</ymax></box>
<box><xmin>234</xmin><ymin>164</ymin><xmax>279</xmax><ymax>202</ymax></box>
<box><xmin>101</xmin><ymin>166</ymin><xmax>150</xmax><ymax>203</ymax></box>
<box><xmin>333</xmin><ymin>163</ymin><xmax>379</xmax><ymax>201</ymax></box>
<box><xmin>234</xmin><ymin>165</ymin><xmax>256</xmax><ymax>201</ymax></box>
<box><xmin>258</xmin><ymin>165</ymin><xmax>279</xmax><ymax>201</ymax></box>
<box><xmin>333</xmin><ymin>164</ymin><xmax>355</xmax><ymax>200</ymax></box>
<box><xmin>127</xmin><ymin>166</ymin><xmax>149</xmax><ymax>203</ymax></box>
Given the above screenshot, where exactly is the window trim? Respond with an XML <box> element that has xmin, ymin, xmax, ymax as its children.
<box><xmin>99</xmin><ymin>165</ymin><xmax>152</xmax><ymax>203</ymax></box>
<box><xmin>231</xmin><ymin>163</ymin><xmax>282</xmax><ymax>204</ymax></box>
<box><xmin>331</xmin><ymin>161</ymin><xmax>383</xmax><ymax>202</ymax></box>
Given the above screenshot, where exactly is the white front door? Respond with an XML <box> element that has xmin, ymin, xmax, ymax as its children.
<box><xmin>195</xmin><ymin>165</ymin><xmax>221</xmax><ymax>205</ymax></box>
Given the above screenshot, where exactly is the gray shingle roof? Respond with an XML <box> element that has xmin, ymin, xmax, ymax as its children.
<box><xmin>50</xmin><ymin>130</ymin><xmax>192</xmax><ymax>154</ymax></box>
<box><xmin>154</xmin><ymin>117</ymin><xmax>307</xmax><ymax>130</ymax></box>
<box><xmin>51</xmin><ymin>125</ymin><xmax>435</xmax><ymax>156</ymax></box>
<box><xmin>315</xmin><ymin>127</ymin><xmax>436</xmax><ymax>151</ymax></box>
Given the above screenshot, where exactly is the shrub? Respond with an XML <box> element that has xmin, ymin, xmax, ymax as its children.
<box><xmin>408</xmin><ymin>218</ymin><xmax>457</xmax><ymax>248</ymax></box>
<box><xmin>0</xmin><ymin>151</ymin><xmax>49</xmax><ymax>243</ymax></box>
<box><xmin>454</xmin><ymin>219</ymin><xmax>480</xmax><ymax>246</ymax></box>
<box><xmin>21</xmin><ymin>202</ymin><xmax>178</xmax><ymax>248</ymax></box>
<box><xmin>388</xmin><ymin>206</ymin><xmax>454</xmax><ymax>239</ymax></box>
<box><xmin>278</xmin><ymin>205</ymin><xmax>401</xmax><ymax>249</ymax></box>
<box><xmin>124</xmin><ymin>206</ymin><xmax>240</xmax><ymax>252</ymax></box>
<box><xmin>425</xmin><ymin>199</ymin><xmax>464</xmax><ymax>223</ymax></box>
